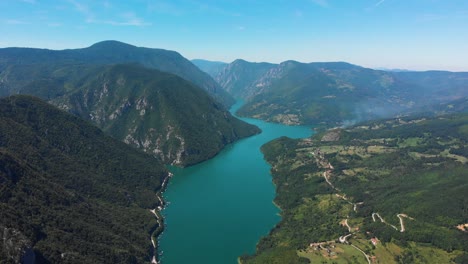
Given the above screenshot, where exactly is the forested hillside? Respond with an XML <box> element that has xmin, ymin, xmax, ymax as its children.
<box><xmin>211</xmin><ymin>59</ymin><xmax>468</xmax><ymax>126</ymax></box>
<box><xmin>0</xmin><ymin>95</ymin><xmax>168</xmax><ymax>263</ymax></box>
<box><xmin>0</xmin><ymin>57</ymin><xmax>259</xmax><ymax>166</ymax></box>
<box><xmin>49</xmin><ymin>64</ymin><xmax>259</xmax><ymax>166</ymax></box>
<box><xmin>213</xmin><ymin>59</ymin><xmax>276</xmax><ymax>99</ymax></box>
<box><xmin>0</xmin><ymin>40</ymin><xmax>234</xmax><ymax>107</ymax></box>
<box><xmin>242</xmin><ymin>113</ymin><xmax>468</xmax><ymax>263</ymax></box>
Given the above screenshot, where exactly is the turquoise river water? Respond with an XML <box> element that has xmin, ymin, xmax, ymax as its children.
<box><xmin>158</xmin><ymin>101</ymin><xmax>313</xmax><ymax>263</ymax></box>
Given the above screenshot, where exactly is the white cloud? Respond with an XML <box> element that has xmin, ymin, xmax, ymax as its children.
<box><xmin>365</xmin><ymin>0</ymin><xmax>386</xmax><ymax>12</ymax></box>
<box><xmin>67</xmin><ymin>1</ymin><xmax>150</xmax><ymax>27</ymax></box>
<box><xmin>375</xmin><ymin>0</ymin><xmax>385</xmax><ymax>7</ymax></box>
<box><xmin>87</xmin><ymin>13</ymin><xmax>151</xmax><ymax>27</ymax></box>
<box><xmin>68</xmin><ymin>0</ymin><xmax>93</xmax><ymax>20</ymax></box>
<box><xmin>68</xmin><ymin>0</ymin><xmax>88</xmax><ymax>13</ymax></box>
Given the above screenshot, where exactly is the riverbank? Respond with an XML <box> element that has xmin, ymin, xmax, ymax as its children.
<box><xmin>158</xmin><ymin>100</ymin><xmax>312</xmax><ymax>263</ymax></box>
<box><xmin>149</xmin><ymin>172</ymin><xmax>173</xmax><ymax>264</ymax></box>
<box><xmin>242</xmin><ymin>115</ymin><xmax>468</xmax><ymax>263</ymax></box>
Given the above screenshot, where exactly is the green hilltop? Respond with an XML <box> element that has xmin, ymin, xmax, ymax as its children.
<box><xmin>0</xmin><ymin>40</ymin><xmax>234</xmax><ymax>107</ymax></box>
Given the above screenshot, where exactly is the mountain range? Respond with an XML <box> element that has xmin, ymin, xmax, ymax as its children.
<box><xmin>0</xmin><ymin>40</ymin><xmax>234</xmax><ymax>107</ymax></box>
<box><xmin>1</xmin><ymin>41</ymin><xmax>467</xmax><ymax>263</ymax></box>
<box><xmin>191</xmin><ymin>59</ymin><xmax>227</xmax><ymax>78</ymax></box>
<box><xmin>0</xmin><ymin>42</ymin><xmax>259</xmax><ymax>166</ymax></box>
<box><xmin>198</xmin><ymin>59</ymin><xmax>468</xmax><ymax>126</ymax></box>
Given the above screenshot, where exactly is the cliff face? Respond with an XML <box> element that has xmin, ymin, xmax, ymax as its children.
<box><xmin>51</xmin><ymin>64</ymin><xmax>260</xmax><ymax>166</ymax></box>
<box><xmin>0</xmin><ymin>224</ymin><xmax>34</xmax><ymax>263</ymax></box>
<box><xmin>214</xmin><ymin>59</ymin><xmax>277</xmax><ymax>99</ymax></box>
<box><xmin>0</xmin><ymin>42</ymin><xmax>260</xmax><ymax>166</ymax></box>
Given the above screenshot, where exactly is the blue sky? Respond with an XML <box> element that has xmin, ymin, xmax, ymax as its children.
<box><xmin>1</xmin><ymin>0</ymin><xmax>468</xmax><ymax>71</ymax></box>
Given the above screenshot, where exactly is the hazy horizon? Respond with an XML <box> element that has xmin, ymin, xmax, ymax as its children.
<box><xmin>2</xmin><ymin>0</ymin><xmax>468</xmax><ymax>71</ymax></box>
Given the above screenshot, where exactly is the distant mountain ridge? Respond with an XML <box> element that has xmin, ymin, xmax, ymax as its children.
<box><xmin>208</xmin><ymin>59</ymin><xmax>468</xmax><ymax>126</ymax></box>
<box><xmin>191</xmin><ymin>59</ymin><xmax>227</xmax><ymax>77</ymax></box>
<box><xmin>0</xmin><ymin>40</ymin><xmax>234</xmax><ymax>107</ymax></box>
<box><xmin>214</xmin><ymin>59</ymin><xmax>276</xmax><ymax>99</ymax></box>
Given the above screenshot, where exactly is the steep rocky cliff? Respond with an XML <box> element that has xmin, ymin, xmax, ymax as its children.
<box><xmin>50</xmin><ymin>64</ymin><xmax>260</xmax><ymax>166</ymax></box>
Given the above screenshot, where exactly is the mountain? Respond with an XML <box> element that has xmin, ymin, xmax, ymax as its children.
<box><xmin>392</xmin><ymin>71</ymin><xmax>468</xmax><ymax>102</ymax></box>
<box><xmin>374</xmin><ymin>67</ymin><xmax>411</xmax><ymax>72</ymax></box>
<box><xmin>213</xmin><ymin>59</ymin><xmax>276</xmax><ymax>99</ymax></box>
<box><xmin>0</xmin><ymin>95</ymin><xmax>169</xmax><ymax>263</ymax></box>
<box><xmin>0</xmin><ymin>40</ymin><xmax>234</xmax><ymax>107</ymax></box>
<box><xmin>413</xmin><ymin>97</ymin><xmax>468</xmax><ymax>117</ymax></box>
<box><xmin>53</xmin><ymin>64</ymin><xmax>260</xmax><ymax>166</ymax></box>
<box><xmin>214</xmin><ymin>60</ymin><xmax>468</xmax><ymax>126</ymax></box>
<box><xmin>235</xmin><ymin>61</ymin><xmax>420</xmax><ymax>125</ymax></box>
<box><xmin>0</xmin><ymin>62</ymin><xmax>260</xmax><ymax>166</ymax></box>
<box><xmin>191</xmin><ymin>59</ymin><xmax>227</xmax><ymax>77</ymax></box>
<box><xmin>242</xmin><ymin>113</ymin><xmax>468</xmax><ymax>263</ymax></box>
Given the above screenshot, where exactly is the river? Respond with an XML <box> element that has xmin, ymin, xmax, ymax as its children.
<box><xmin>158</xmin><ymin>101</ymin><xmax>313</xmax><ymax>263</ymax></box>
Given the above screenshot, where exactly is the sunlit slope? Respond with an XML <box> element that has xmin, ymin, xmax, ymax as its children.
<box><xmin>242</xmin><ymin>113</ymin><xmax>468</xmax><ymax>263</ymax></box>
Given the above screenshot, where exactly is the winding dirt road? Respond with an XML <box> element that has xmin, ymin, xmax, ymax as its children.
<box><xmin>351</xmin><ymin>244</ymin><xmax>371</xmax><ymax>264</ymax></box>
<box><xmin>310</xmin><ymin>149</ymin><xmax>410</xmax><ymax>263</ymax></box>
<box><xmin>339</xmin><ymin>234</ymin><xmax>352</xmax><ymax>243</ymax></box>
<box><xmin>373</xmin><ymin>212</ymin><xmax>413</xmax><ymax>232</ymax></box>
<box><xmin>397</xmin><ymin>214</ymin><xmax>414</xmax><ymax>232</ymax></box>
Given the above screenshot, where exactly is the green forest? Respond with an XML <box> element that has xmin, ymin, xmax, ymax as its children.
<box><xmin>0</xmin><ymin>60</ymin><xmax>260</xmax><ymax>166</ymax></box>
<box><xmin>242</xmin><ymin>113</ymin><xmax>468</xmax><ymax>263</ymax></box>
<box><xmin>1</xmin><ymin>41</ymin><xmax>467</xmax><ymax>264</ymax></box>
<box><xmin>0</xmin><ymin>96</ymin><xmax>168</xmax><ymax>263</ymax></box>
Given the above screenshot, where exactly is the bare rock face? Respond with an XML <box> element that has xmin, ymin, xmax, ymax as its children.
<box><xmin>1</xmin><ymin>225</ymin><xmax>35</xmax><ymax>263</ymax></box>
<box><xmin>321</xmin><ymin>129</ymin><xmax>341</xmax><ymax>142</ymax></box>
<box><xmin>50</xmin><ymin>64</ymin><xmax>260</xmax><ymax>167</ymax></box>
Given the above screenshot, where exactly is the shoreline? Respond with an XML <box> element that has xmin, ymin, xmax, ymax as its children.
<box><xmin>149</xmin><ymin>171</ymin><xmax>173</xmax><ymax>264</ymax></box>
<box><xmin>239</xmin><ymin>155</ymin><xmax>284</xmax><ymax>263</ymax></box>
<box><xmin>159</xmin><ymin>100</ymin><xmax>313</xmax><ymax>263</ymax></box>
